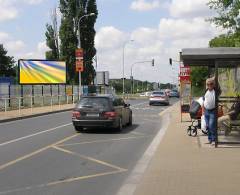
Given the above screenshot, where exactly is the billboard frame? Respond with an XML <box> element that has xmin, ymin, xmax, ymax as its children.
<box><xmin>18</xmin><ymin>59</ymin><xmax>67</xmax><ymax>85</ymax></box>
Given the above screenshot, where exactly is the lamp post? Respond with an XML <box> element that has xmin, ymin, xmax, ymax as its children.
<box><xmin>130</xmin><ymin>59</ymin><xmax>154</xmax><ymax>94</ymax></box>
<box><xmin>122</xmin><ymin>40</ymin><xmax>134</xmax><ymax>97</ymax></box>
<box><xmin>77</xmin><ymin>13</ymin><xmax>95</xmax><ymax>98</ymax></box>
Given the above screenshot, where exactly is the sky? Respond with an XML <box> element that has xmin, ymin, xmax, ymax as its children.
<box><xmin>0</xmin><ymin>0</ymin><xmax>225</xmax><ymax>83</ymax></box>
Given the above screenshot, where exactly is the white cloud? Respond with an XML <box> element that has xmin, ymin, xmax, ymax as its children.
<box><xmin>0</xmin><ymin>32</ymin><xmax>10</xmax><ymax>41</ymax></box>
<box><xmin>169</xmin><ymin>0</ymin><xmax>214</xmax><ymax>18</ymax></box>
<box><xmin>0</xmin><ymin>0</ymin><xmax>45</xmax><ymax>22</ymax></box>
<box><xmin>158</xmin><ymin>18</ymin><xmax>222</xmax><ymax>40</ymax></box>
<box><xmin>22</xmin><ymin>41</ymin><xmax>49</xmax><ymax>59</ymax></box>
<box><xmin>95</xmin><ymin>17</ymin><xmax>224</xmax><ymax>83</ymax></box>
<box><xmin>95</xmin><ymin>26</ymin><xmax>127</xmax><ymax>50</ymax></box>
<box><xmin>0</xmin><ymin>31</ymin><xmax>48</xmax><ymax>59</ymax></box>
<box><xmin>130</xmin><ymin>0</ymin><xmax>160</xmax><ymax>11</ymax></box>
<box><xmin>5</xmin><ymin>40</ymin><xmax>26</xmax><ymax>52</ymax></box>
<box><xmin>0</xmin><ymin>0</ymin><xmax>18</xmax><ymax>22</ymax></box>
<box><xmin>23</xmin><ymin>0</ymin><xmax>44</xmax><ymax>4</ymax></box>
<box><xmin>131</xmin><ymin>27</ymin><xmax>158</xmax><ymax>45</ymax></box>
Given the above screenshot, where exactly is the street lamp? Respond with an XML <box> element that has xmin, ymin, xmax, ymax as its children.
<box><xmin>122</xmin><ymin>39</ymin><xmax>134</xmax><ymax>97</ymax></box>
<box><xmin>130</xmin><ymin>59</ymin><xmax>155</xmax><ymax>94</ymax></box>
<box><xmin>77</xmin><ymin>13</ymin><xmax>95</xmax><ymax>98</ymax></box>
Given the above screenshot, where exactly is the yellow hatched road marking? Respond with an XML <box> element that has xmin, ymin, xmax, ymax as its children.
<box><xmin>0</xmin><ymin>134</ymin><xmax>79</xmax><ymax>171</ymax></box>
<box><xmin>46</xmin><ymin>170</ymin><xmax>126</xmax><ymax>186</ymax></box>
<box><xmin>52</xmin><ymin>146</ymin><xmax>127</xmax><ymax>172</ymax></box>
<box><xmin>57</xmin><ymin>135</ymin><xmax>149</xmax><ymax>147</ymax></box>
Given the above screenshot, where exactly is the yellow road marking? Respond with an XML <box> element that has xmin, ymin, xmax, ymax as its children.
<box><xmin>46</xmin><ymin>170</ymin><xmax>126</xmax><ymax>186</ymax></box>
<box><xmin>53</xmin><ymin>146</ymin><xmax>127</xmax><ymax>171</ymax></box>
<box><xmin>57</xmin><ymin>135</ymin><xmax>149</xmax><ymax>147</ymax></box>
<box><xmin>0</xmin><ymin>134</ymin><xmax>79</xmax><ymax>171</ymax></box>
<box><xmin>0</xmin><ymin>170</ymin><xmax>127</xmax><ymax>194</ymax></box>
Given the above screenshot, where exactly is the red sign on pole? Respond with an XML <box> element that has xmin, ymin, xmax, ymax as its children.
<box><xmin>179</xmin><ymin>66</ymin><xmax>190</xmax><ymax>81</ymax></box>
<box><xmin>75</xmin><ymin>48</ymin><xmax>83</xmax><ymax>58</ymax></box>
<box><xmin>75</xmin><ymin>48</ymin><xmax>84</xmax><ymax>72</ymax></box>
<box><xmin>76</xmin><ymin>60</ymin><xmax>84</xmax><ymax>72</ymax></box>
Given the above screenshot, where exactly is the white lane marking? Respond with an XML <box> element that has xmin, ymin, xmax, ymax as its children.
<box><xmin>0</xmin><ymin>123</ymin><xmax>72</xmax><ymax>147</ymax></box>
<box><xmin>0</xmin><ymin>110</ymin><xmax>72</xmax><ymax>126</ymax></box>
<box><xmin>116</xmin><ymin>108</ymin><xmax>171</xmax><ymax>195</ymax></box>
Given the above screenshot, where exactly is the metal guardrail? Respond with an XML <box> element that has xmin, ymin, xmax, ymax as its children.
<box><xmin>0</xmin><ymin>94</ymin><xmax>79</xmax><ymax>113</ymax></box>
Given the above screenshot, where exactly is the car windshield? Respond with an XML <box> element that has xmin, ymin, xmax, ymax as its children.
<box><xmin>152</xmin><ymin>92</ymin><xmax>165</xmax><ymax>96</ymax></box>
<box><xmin>77</xmin><ymin>97</ymin><xmax>111</xmax><ymax>109</ymax></box>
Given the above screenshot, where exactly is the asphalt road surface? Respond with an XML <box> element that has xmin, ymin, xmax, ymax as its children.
<box><xmin>0</xmin><ymin>98</ymin><xmax>178</xmax><ymax>195</ymax></box>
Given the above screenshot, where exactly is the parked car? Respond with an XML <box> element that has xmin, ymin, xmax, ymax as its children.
<box><xmin>72</xmin><ymin>95</ymin><xmax>132</xmax><ymax>132</ymax></box>
<box><xmin>149</xmin><ymin>91</ymin><xmax>169</xmax><ymax>106</ymax></box>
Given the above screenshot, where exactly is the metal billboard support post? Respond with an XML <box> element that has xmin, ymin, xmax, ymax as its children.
<box><xmin>51</xmin><ymin>95</ymin><xmax>53</xmax><ymax>111</ymax></box>
<box><xmin>4</xmin><ymin>98</ymin><xmax>7</xmax><ymax>112</ymax></box>
<box><xmin>18</xmin><ymin>97</ymin><xmax>21</xmax><ymax>115</ymax></box>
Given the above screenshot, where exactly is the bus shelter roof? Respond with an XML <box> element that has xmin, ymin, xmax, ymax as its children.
<box><xmin>180</xmin><ymin>47</ymin><xmax>240</xmax><ymax>67</ymax></box>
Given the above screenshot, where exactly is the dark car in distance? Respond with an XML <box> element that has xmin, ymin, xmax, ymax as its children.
<box><xmin>72</xmin><ymin>95</ymin><xmax>132</xmax><ymax>132</ymax></box>
<box><xmin>169</xmin><ymin>90</ymin><xmax>180</xmax><ymax>98</ymax></box>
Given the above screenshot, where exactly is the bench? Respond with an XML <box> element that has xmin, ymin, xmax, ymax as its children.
<box><xmin>222</xmin><ymin>120</ymin><xmax>240</xmax><ymax>135</ymax></box>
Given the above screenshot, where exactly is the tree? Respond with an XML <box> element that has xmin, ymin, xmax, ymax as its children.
<box><xmin>208</xmin><ymin>0</ymin><xmax>240</xmax><ymax>31</ymax></box>
<box><xmin>209</xmin><ymin>32</ymin><xmax>240</xmax><ymax>47</ymax></box>
<box><xmin>190</xmin><ymin>67</ymin><xmax>209</xmax><ymax>87</ymax></box>
<box><xmin>81</xmin><ymin>0</ymin><xmax>98</xmax><ymax>85</ymax></box>
<box><xmin>0</xmin><ymin>44</ymin><xmax>15</xmax><ymax>77</ymax></box>
<box><xmin>59</xmin><ymin>0</ymin><xmax>98</xmax><ymax>84</ymax></box>
<box><xmin>59</xmin><ymin>15</ymin><xmax>77</xmax><ymax>84</ymax></box>
<box><xmin>45</xmin><ymin>7</ymin><xmax>59</xmax><ymax>60</ymax></box>
<box><xmin>45</xmin><ymin>24</ymin><xmax>59</xmax><ymax>60</ymax></box>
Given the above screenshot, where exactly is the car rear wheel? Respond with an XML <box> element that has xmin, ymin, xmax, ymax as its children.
<box><xmin>128</xmin><ymin>114</ymin><xmax>133</xmax><ymax>126</ymax></box>
<box><xmin>74</xmin><ymin>126</ymin><xmax>83</xmax><ymax>132</ymax></box>
<box><xmin>116</xmin><ymin>118</ymin><xmax>123</xmax><ymax>131</ymax></box>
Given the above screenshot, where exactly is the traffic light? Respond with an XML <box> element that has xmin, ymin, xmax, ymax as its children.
<box><xmin>169</xmin><ymin>58</ymin><xmax>172</xmax><ymax>65</ymax></box>
<box><xmin>152</xmin><ymin>59</ymin><xmax>155</xmax><ymax>66</ymax></box>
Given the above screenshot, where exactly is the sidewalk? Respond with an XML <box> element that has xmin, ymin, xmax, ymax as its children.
<box><xmin>134</xmin><ymin>103</ymin><xmax>240</xmax><ymax>195</ymax></box>
<box><xmin>0</xmin><ymin>104</ymin><xmax>74</xmax><ymax>123</ymax></box>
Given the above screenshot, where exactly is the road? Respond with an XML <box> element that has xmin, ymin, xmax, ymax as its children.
<box><xmin>0</xmin><ymin>98</ymin><xmax>178</xmax><ymax>195</ymax></box>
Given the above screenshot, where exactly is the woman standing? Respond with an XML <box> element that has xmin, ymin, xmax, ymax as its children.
<box><xmin>203</xmin><ymin>78</ymin><xmax>217</xmax><ymax>145</ymax></box>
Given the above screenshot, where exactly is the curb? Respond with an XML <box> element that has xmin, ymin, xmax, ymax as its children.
<box><xmin>0</xmin><ymin>108</ymin><xmax>73</xmax><ymax>123</ymax></box>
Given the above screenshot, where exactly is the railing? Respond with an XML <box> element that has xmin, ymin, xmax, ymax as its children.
<box><xmin>0</xmin><ymin>94</ymin><xmax>79</xmax><ymax>113</ymax></box>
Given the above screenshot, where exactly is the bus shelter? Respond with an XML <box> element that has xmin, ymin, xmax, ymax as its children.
<box><xmin>180</xmin><ymin>47</ymin><xmax>240</xmax><ymax>147</ymax></box>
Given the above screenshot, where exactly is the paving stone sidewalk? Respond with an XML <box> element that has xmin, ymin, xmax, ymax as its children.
<box><xmin>134</xmin><ymin>102</ymin><xmax>240</xmax><ymax>195</ymax></box>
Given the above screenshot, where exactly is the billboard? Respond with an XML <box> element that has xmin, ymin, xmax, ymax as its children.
<box><xmin>94</xmin><ymin>71</ymin><xmax>109</xmax><ymax>85</ymax></box>
<box><xmin>19</xmin><ymin>60</ymin><xmax>66</xmax><ymax>84</ymax></box>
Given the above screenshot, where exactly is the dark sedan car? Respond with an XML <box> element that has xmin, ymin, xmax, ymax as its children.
<box><xmin>72</xmin><ymin>95</ymin><xmax>132</xmax><ymax>132</ymax></box>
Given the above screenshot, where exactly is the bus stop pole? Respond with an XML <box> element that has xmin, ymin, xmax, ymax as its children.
<box><xmin>215</xmin><ymin>60</ymin><xmax>219</xmax><ymax>148</ymax></box>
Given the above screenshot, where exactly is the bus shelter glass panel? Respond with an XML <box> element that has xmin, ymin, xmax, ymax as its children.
<box><xmin>218</xmin><ymin>66</ymin><xmax>240</xmax><ymax>145</ymax></box>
